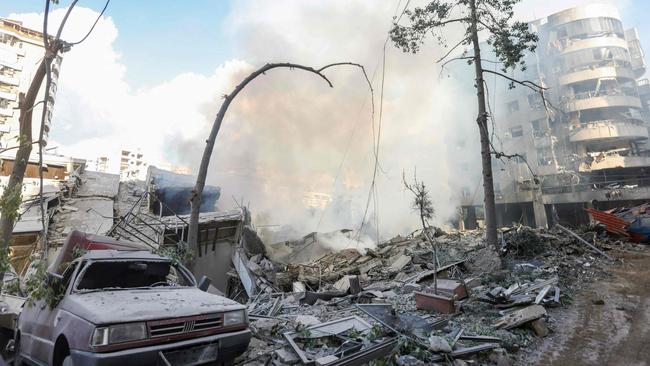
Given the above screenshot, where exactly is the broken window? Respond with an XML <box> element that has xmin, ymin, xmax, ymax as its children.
<box><xmin>507</xmin><ymin>101</ymin><xmax>519</xmax><ymax>114</ymax></box>
<box><xmin>510</xmin><ymin>126</ymin><xmax>524</xmax><ymax>138</ymax></box>
<box><xmin>76</xmin><ymin>260</ymin><xmax>192</xmax><ymax>291</ymax></box>
<box><xmin>527</xmin><ymin>93</ymin><xmax>543</xmax><ymax>109</ymax></box>
<box><xmin>531</xmin><ymin>118</ymin><xmax>544</xmax><ymax>131</ymax></box>
<box><xmin>537</xmin><ymin>148</ymin><xmax>554</xmax><ymax>166</ymax></box>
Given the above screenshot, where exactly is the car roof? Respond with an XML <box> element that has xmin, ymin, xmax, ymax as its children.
<box><xmin>79</xmin><ymin>250</ymin><xmax>170</xmax><ymax>261</ymax></box>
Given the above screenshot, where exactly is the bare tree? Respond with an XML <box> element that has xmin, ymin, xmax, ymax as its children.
<box><xmin>403</xmin><ymin>170</ymin><xmax>439</xmax><ymax>293</ymax></box>
<box><xmin>391</xmin><ymin>0</ymin><xmax>544</xmax><ymax>251</ymax></box>
<box><xmin>188</xmin><ymin>62</ymin><xmax>371</xmax><ymax>260</ymax></box>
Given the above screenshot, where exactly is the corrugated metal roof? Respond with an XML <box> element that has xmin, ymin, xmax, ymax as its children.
<box><xmin>585</xmin><ymin>208</ymin><xmax>631</xmax><ymax>237</ymax></box>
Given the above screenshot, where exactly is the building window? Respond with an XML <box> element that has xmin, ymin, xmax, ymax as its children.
<box><xmin>531</xmin><ymin>118</ymin><xmax>543</xmax><ymax>131</ymax></box>
<box><xmin>537</xmin><ymin>147</ymin><xmax>553</xmax><ymax>166</ymax></box>
<box><xmin>527</xmin><ymin>93</ymin><xmax>543</xmax><ymax>109</ymax></box>
<box><xmin>510</xmin><ymin>125</ymin><xmax>523</xmax><ymax>138</ymax></box>
<box><xmin>507</xmin><ymin>101</ymin><xmax>519</xmax><ymax>114</ymax></box>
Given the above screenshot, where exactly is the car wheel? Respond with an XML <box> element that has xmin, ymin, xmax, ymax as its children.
<box><xmin>62</xmin><ymin>355</ymin><xmax>73</xmax><ymax>366</ymax></box>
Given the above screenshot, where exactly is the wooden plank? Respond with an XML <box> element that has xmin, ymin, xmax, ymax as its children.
<box><xmin>494</xmin><ymin>305</ymin><xmax>546</xmax><ymax>330</ymax></box>
<box><xmin>535</xmin><ymin>285</ymin><xmax>552</xmax><ymax>305</ymax></box>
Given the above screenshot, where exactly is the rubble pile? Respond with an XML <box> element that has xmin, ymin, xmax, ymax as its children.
<box><xmin>234</xmin><ymin>225</ymin><xmax>642</xmax><ymax>365</ymax></box>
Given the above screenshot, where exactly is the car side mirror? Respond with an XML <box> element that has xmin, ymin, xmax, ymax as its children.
<box><xmin>198</xmin><ymin>276</ymin><xmax>211</xmax><ymax>292</ymax></box>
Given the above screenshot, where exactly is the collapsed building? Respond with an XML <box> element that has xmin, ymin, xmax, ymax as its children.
<box><xmin>487</xmin><ymin>3</ymin><xmax>650</xmax><ymax>227</ymax></box>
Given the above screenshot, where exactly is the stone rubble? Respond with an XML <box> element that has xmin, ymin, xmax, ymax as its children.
<box><xmin>233</xmin><ymin>224</ymin><xmax>645</xmax><ymax>365</ymax></box>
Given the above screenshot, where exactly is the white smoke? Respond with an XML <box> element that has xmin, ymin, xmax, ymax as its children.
<box><xmin>8</xmin><ymin>0</ymin><xmax>639</xmax><ymax>244</ymax></box>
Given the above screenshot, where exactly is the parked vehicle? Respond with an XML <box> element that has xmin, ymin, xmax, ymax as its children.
<box><xmin>14</xmin><ymin>240</ymin><xmax>250</xmax><ymax>366</ymax></box>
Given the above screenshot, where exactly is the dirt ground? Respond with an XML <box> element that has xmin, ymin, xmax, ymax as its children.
<box><xmin>519</xmin><ymin>249</ymin><xmax>650</xmax><ymax>366</ymax></box>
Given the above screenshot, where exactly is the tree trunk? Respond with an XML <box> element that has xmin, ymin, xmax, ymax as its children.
<box><xmin>469</xmin><ymin>0</ymin><xmax>499</xmax><ymax>251</ymax></box>
<box><xmin>0</xmin><ymin>60</ymin><xmax>47</xmax><ymax>250</ymax></box>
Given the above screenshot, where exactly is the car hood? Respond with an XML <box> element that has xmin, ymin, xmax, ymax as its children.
<box><xmin>61</xmin><ymin>288</ymin><xmax>245</xmax><ymax>325</ymax></box>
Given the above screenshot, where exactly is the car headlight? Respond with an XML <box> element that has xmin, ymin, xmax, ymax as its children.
<box><xmin>223</xmin><ymin>310</ymin><xmax>247</xmax><ymax>327</ymax></box>
<box><xmin>91</xmin><ymin>322</ymin><xmax>147</xmax><ymax>347</ymax></box>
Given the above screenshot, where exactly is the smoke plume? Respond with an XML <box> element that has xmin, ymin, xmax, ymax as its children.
<box><xmin>176</xmin><ymin>1</ymin><xmax>481</xmax><ymax>242</ymax></box>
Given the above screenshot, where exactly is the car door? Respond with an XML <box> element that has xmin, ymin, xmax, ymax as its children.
<box><xmin>24</xmin><ymin>262</ymin><xmax>79</xmax><ymax>364</ymax></box>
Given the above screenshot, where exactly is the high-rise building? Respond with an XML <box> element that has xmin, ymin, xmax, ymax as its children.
<box><xmin>491</xmin><ymin>4</ymin><xmax>650</xmax><ymax>227</ymax></box>
<box><xmin>0</xmin><ymin>18</ymin><xmax>62</xmax><ymax>151</ymax></box>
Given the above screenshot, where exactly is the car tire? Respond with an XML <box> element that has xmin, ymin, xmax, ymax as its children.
<box><xmin>62</xmin><ymin>355</ymin><xmax>73</xmax><ymax>366</ymax></box>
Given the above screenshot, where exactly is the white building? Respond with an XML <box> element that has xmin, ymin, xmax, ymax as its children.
<box><xmin>0</xmin><ymin>18</ymin><xmax>62</xmax><ymax>151</ymax></box>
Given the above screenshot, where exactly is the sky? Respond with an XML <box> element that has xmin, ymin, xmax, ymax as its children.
<box><xmin>2</xmin><ymin>0</ymin><xmax>650</xmax><ymax>238</ymax></box>
<box><xmin>3</xmin><ymin>1</ymin><xmax>648</xmax><ymax>90</ymax></box>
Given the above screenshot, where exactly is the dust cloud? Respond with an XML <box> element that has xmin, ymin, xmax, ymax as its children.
<box><xmin>177</xmin><ymin>0</ymin><xmax>622</xmax><ymax>244</ymax></box>
<box><xmin>175</xmin><ymin>0</ymin><xmax>481</xmax><ymax>244</ymax></box>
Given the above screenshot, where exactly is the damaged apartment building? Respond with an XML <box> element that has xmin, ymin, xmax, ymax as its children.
<box><xmin>488</xmin><ymin>3</ymin><xmax>650</xmax><ymax>227</ymax></box>
<box><xmin>0</xmin><ymin>18</ymin><xmax>62</xmax><ymax>151</ymax></box>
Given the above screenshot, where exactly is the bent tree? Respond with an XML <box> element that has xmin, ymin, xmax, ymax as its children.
<box><xmin>390</xmin><ymin>0</ymin><xmax>540</xmax><ymax>251</ymax></box>
<box><xmin>188</xmin><ymin>62</ymin><xmax>371</xmax><ymax>261</ymax></box>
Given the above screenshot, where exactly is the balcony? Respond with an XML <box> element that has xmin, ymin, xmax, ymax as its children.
<box><xmin>0</xmin><ymin>57</ymin><xmax>22</xmax><ymax>71</ymax></box>
<box><xmin>560</xmin><ymin>36</ymin><xmax>628</xmax><ymax>55</ymax></box>
<box><xmin>547</xmin><ymin>4</ymin><xmax>620</xmax><ymax>28</ymax></box>
<box><xmin>570</xmin><ymin>119</ymin><xmax>648</xmax><ymax>143</ymax></box>
<box><xmin>0</xmin><ymin>74</ymin><xmax>18</xmax><ymax>86</ymax></box>
<box><xmin>0</xmin><ymin>91</ymin><xmax>16</xmax><ymax>101</ymax></box>
<box><xmin>0</xmin><ymin>107</ymin><xmax>13</xmax><ymax>117</ymax></box>
<box><xmin>558</xmin><ymin>66</ymin><xmax>635</xmax><ymax>86</ymax></box>
<box><xmin>0</xmin><ymin>42</ymin><xmax>25</xmax><ymax>57</ymax></box>
<box><xmin>562</xmin><ymin>90</ymin><xmax>641</xmax><ymax>112</ymax></box>
<box><xmin>579</xmin><ymin>155</ymin><xmax>650</xmax><ymax>172</ymax></box>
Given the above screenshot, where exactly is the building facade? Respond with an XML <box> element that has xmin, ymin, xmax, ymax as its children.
<box><xmin>0</xmin><ymin>18</ymin><xmax>62</xmax><ymax>150</ymax></box>
<box><xmin>119</xmin><ymin>149</ymin><xmax>148</xmax><ymax>180</ymax></box>
<box><xmin>492</xmin><ymin>4</ymin><xmax>650</xmax><ymax>227</ymax></box>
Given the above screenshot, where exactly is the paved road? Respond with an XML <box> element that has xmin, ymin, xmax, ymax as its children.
<box><xmin>523</xmin><ymin>249</ymin><xmax>650</xmax><ymax>366</ymax></box>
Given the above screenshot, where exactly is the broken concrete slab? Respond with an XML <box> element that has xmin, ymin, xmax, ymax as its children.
<box><xmin>358</xmin><ymin>258</ymin><xmax>382</xmax><ymax>274</ymax></box>
<box><xmin>389</xmin><ymin>254</ymin><xmax>412</xmax><ymax>272</ymax></box>
<box><xmin>534</xmin><ymin>285</ymin><xmax>552</xmax><ymax>304</ymax></box>
<box><xmin>333</xmin><ymin>275</ymin><xmax>362</xmax><ymax>294</ymax></box>
<box><xmin>275</xmin><ymin>348</ymin><xmax>300</xmax><ymax>365</ymax></box>
<box><xmin>494</xmin><ymin>305</ymin><xmax>546</xmax><ymax>330</ymax></box>
<box><xmin>292</xmin><ymin>281</ymin><xmax>306</xmax><ymax>293</ymax></box>
<box><xmin>428</xmin><ymin>335</ymin><xmax>452</xmax><ymax>353</ymax></box>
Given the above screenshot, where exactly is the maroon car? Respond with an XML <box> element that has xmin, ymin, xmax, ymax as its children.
<box><xmin>14</xmin><ymin>248</ymin><xmax>250</xmax><ymax>366</ymax></box>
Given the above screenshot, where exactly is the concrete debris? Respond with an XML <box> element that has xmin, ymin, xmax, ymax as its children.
<box><xmin>232</xmin><ymin>224</ymin><xmax>641</xmax><ymax>365</ymax></box>
<box><xmin>396</xmin><ymin>355</ymin><xmax>426</xmax><ymax>366</ymax></box>
<box><xmin>529</xmin><ymin>318</ymin><xmax>549</xmax><ymax>337</ymax></box>
<box><xmin>428</xmin><ymin>335</ymin><xmax>452</xmax><ymax>353</ymax></box>
<box><xmin>494</xmin><ymin>305</ymin><xmax>547</xmax><ymax>330</ymax></box>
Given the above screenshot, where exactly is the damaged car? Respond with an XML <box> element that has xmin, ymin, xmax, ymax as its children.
<box><xmin>15</xmin><ymin>249</ymin><xmax>250</xmax><ymax>366</ymax></box>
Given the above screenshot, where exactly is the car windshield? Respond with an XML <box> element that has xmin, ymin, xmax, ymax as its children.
<box><xmin>75</xmin><ymin>260</ymin><xmax>193</xmax><ymax>292</ymax></box>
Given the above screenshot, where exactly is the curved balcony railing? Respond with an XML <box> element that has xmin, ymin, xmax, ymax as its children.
<box><xmin>561</xmin><ymin>90</ymin><xmax>641</xmax><ymax>112</ymax></box>
<box><xmin>569</xmin><ymin>118</ymin><xmax>648</xmax><ymax>142</ymax></box>
<box><xmin>559</xmin><ymin>66</ymin><xmax>635</xmax><ymax>85</ymax></box>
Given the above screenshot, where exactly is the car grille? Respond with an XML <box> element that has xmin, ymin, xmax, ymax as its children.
<box><xmin>148</xmin><ymin>313</ymin><xmax>223</xmax><ymax>338</ymax></box>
